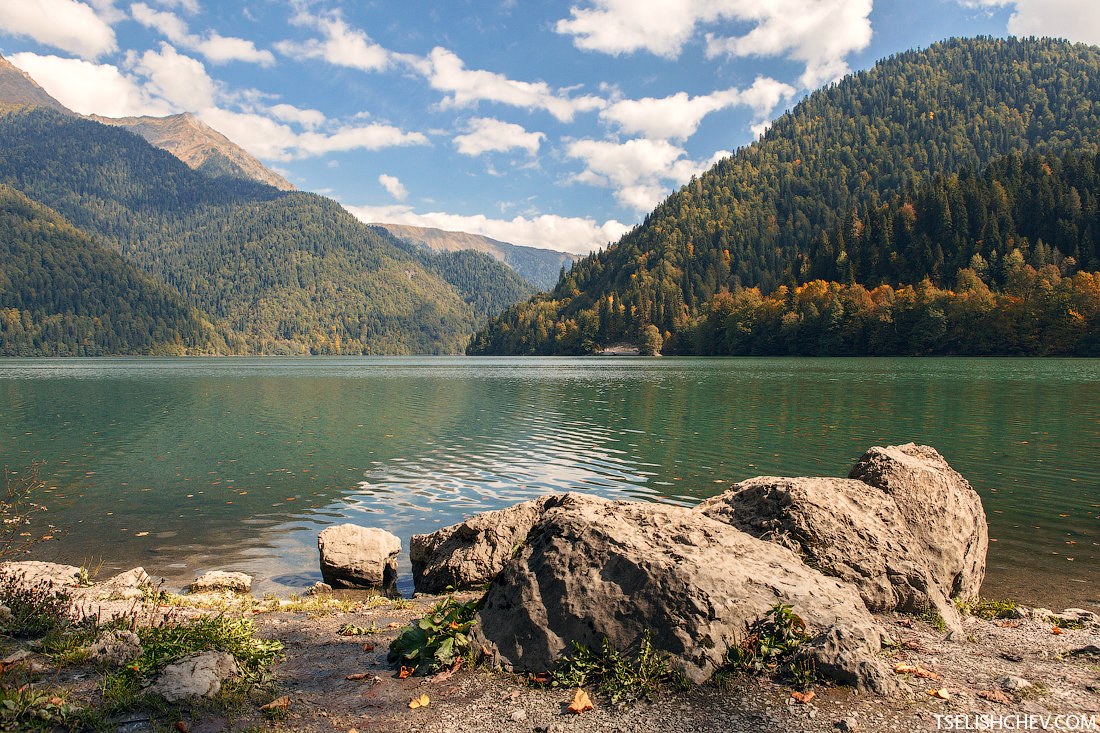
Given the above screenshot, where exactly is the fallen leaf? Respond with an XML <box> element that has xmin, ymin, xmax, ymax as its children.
<box><xmin>896</xmin><ymin>618</ymin><xmax>913</xmax><ymax>628</ymax></box>
<box><xmin>173</xmin><ymin>722</ymin><xmax>188</xmax><ymax>733</ymax></box>
<box><xmin>260</xmin><ymin>696</ymin><xmax>290</xmax><ymax>711</ymax></box>
<box><xmin>347</xmin><ymin>673</ymin><xmax>370</xmax><ymax>680</ymax></box>
<box><xmin>398</xmin><ymin>666</ymin><xmax>413</xmax><ymax>679</ymax></box>
<box><xmin>567</xmin><ymin>688</ymin><xmax>594</xmax><ymax>714</ymax></box>
<box><xmin>363</xmin><ymin>643</ymin><xmax>375</xmax><ymax>652</ymax></box>
<box><xmin>791</xmin><ymin>690</ymin><xmax>815</xmax><ymax>704</ymax></box>
<box><xmin>914</xmin><ymin>666</ymin><xmax>941</xmax><ymax>680</ymax></box>
<box><xmin>977</xmin><ymin>689</ymin><xmax>1014</xmax><ymax>705</ymax></box>
<box><xmin>926</xmin><ymin>688</ymin><xmax>950</xmax><ymax>700</ymax></box>
<box><xmin>1052</xmin><ymin>626</ymin><xmax>1066</xmax><ymax>635</ymax></box>
<box><xmin>528</xmin><ymin>672</ymin><xmax>553</xmax><ymax>685</ymax></box>
<box><xmin>429</xmin><ymin>659</ymin><xmax>462</xmax><ymax>683</ymax></box>
<box><xmin>408</xmin><ymin>693</ymin><xmax>430</xmax><ymax>709</ymax></box>
<box><xmin>387</xmin><ymin>622</ymin><xmax>402</xmax><ymax>629</ymax></box>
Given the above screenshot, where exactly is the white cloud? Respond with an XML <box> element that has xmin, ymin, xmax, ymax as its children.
<box><xmin>0</xmin><ymin>0</ymin><xmax>117</xmax><ymax>59</ymax></box>
<box><xmin>960</xmin><ymin>0</ymin><xmax>1100</xmax><ymax>45</ymax></box>
<box><xmin>566</xmin><ymin>137</ymin><xmax>728</xmax><ymax>212</ymax></box>
<box><xmin>346</xmin><ymin>204</ymin><xmax>629</xmax><ymax>255</ymax></box>
<box><xmin>453</xmin><ymin>117</ymin><xmax>544</xmax><ymax>156</ymax></box>
<box><xmin>152</xmin><ymin>0</ymin><xmax>197</xmax><ymax>12</ymax></box>
<box><xmin>267</xmin><ymin>103</ymin><xmax>325</xmax><ymax>129</ymax></box>
<box><xmin>130</xmin><ymin>3</ymin><xmax>274</xmax><ymax>65</ymax></box>
<box><xmin>133</xmin><ymin>43</ymin><xmax>216</xmax><ymax>109</ymax></box>
<box><xmin>601</xmin><ymin>76</ymin><xmax>794</xmax><ymax>141</ymax></box>
<box><xmin>557</xmin><ymin>0</ymin><xmax>872</xmax><ymax>89</ymax></box>
<box><xmin>378</xmin><ymin>174</ymin><xmax>408</xmax><ymax>201</ymax></box>
<box><xmin>276</xmin><ymin>11</ymin><xmax>391</xmax><ymax>72</ymax></box>
<box><xmin>424</xmin><ymin>47</ymin><xmax>603</xmax><ymax>122</ymax></box>
<box><xmin>198</xmin><ymin>108</ymin><xmax>429</xmax><ymax>161</ymax></box>
<box><xmin>8</xmin><ymin>52</ymin><xmax>173</xmax><ymax>116</ymax></box>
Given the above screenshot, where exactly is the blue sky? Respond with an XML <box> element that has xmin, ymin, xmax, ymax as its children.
<box><xmin>1</xmin><ymin>0</ymin><xmax>1098</xmax><ymax>254</ymax></box>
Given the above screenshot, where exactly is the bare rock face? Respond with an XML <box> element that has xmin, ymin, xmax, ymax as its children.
<box><xmin>848</xmin><ymin>443</ymin><xmax>987</xmax><ymax>601</ymax></box>
<box><xmin>85</xmin><ymin>567</ymin><xmax>152</xmax><ymax>600</ymax></box>
<box><xmin>697</xmin><ymin>476</ymin><xmax>964</xmax><ymax>634</ymax></box>
<box><xmin>471</xmin><ymin>496</ymin><xmax>895</xmax><ymax>692</ymax></box>
<box><xmin>410</xmin><ymin>493</ymin><xmax>605</xmax><ymax>594</ymax></box>
<box><xmin>317</xmin><ymin>524</ymin><xmax>400</xmax><ymax>590</ymax></box>
<box><xmin>144</xmin><ymin>651</ymin><xmax>238</xmax><ymax>702</ymax></box>
<box><xmin>189</xmin><ymin>571</ymin><xmax>253</xmax><ymax>594</ymax></box>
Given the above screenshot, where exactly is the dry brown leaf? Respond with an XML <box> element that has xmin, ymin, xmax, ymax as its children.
<box><xmin>346</xmin><ymin>673</ymin><xmax>370</xmax><ymax>680</ymax></box>
<box><xmin>926</xmin><ymin>688</ymin><xmax>950</xmax><ymax>700</ymax></box>
<box><xmin>408</xmin><ymin>693</ymin><xmax>430</xmax><ymax>709</ymax></box>
<box><xmin>363</xmin><ymin>643</ymin><xmax>375</xmax><ymax>652</ymax></box>
<box><xmin>1052</xmin><ymin>627</ymin><xmax>1065</xmax><ymax>635</ymax></box>
<box><xmin>977</xmin><ymin>689</ymin><xmax>1014</xmax><ymax>705</ymax></box>
<box><xmin>914</xmin><ymin>666</ymin><xmax>941</xmax><ymax>680</ymax></box>
<box><xmin>894</xmin><ymin>663</ymin><xmax>918</xmax><ymax>674</ymax></box>
<box><xmin>260</xmin><ymin>696</ymin><xmax>290</xmax><ymax>711</ymax></box>
<box><xmin>567</xmin><ymin>688</ymin><xmax>594</xmax><ymax>714</ymax></box>
<box><xmin>173</xmin><ymin>722</ymin><xmax>188</xmax><ymax>733</ymax></box>
<box><xmin>895</xmin><ymin>618</ymin><xmax>913</xmax><ymax>628</ymax></box>
<box><xmin>398</xmin><ymin>666</ymin><xmax>413</xmax><ymax>679</ymax></box>
<box><xmin>791</xmin><ymin>690</ymin><xmax>815</xmax><ymax>704</ymax></box>
<box><xmin>528</xmin><ymin>672</ymin><xmax>553</xmax><ymax>685</ymax></box>
<box><xmin>387</xmin><ymin>622</ymin><xmax>402</xmax><ymax>629</ymax></box>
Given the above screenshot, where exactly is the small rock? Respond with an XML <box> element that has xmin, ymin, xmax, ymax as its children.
<box><xmin>189</xmin><ymin>571</ymin><xmax>253</xmax><ymax>594</ymax></box>
<box><xmin>836</xmin><ymin>716</ymin><xmax>860</xmax><ymax>732</ymax></box>
<box><xmin>144</xmin><ymin>651</ymin><xmax>238</xmax><ymax>701</ymax></box>
<box><xmin>318</xmin><ymin>524</ymin><xmax>400</xmax><ymax>590</ymax></box>
<box><xmin>89</xmin><ymin>630</ymin><xmax>143</xmax><ymax>666</ymax></box>
<box><xmin>510</xmin><ymin>709</ymin><xmax>527</xmax><ymax>722</ymax></box>
<box><xmin>998</xmin><ymin>675</ymin><xmax>1033</xmax><ymax>693</ymax></box>
<box><xmin>0</xmin><ymin>604</ymin><xmax>11</xmax><ymax>624</ymax></box>
<box><xmin>305</xmin><ymin>581</ymin><xmax>332</xmax><ymax>596</ymax></box>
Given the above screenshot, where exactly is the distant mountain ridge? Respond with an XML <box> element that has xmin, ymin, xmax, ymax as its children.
<box><xmin>375</xmin><ymin>223</ymin><xmax>578</xmax><ymax>290</ymax></box>
<box><xmin>89</xmin><ymin>113</ymin><xmax>296</xmax><ymax>191</ymax></box>
<box><xmin>0</xmin><ymin>54</ymin><xmax>70</xmax><ymax>114</ymax></box>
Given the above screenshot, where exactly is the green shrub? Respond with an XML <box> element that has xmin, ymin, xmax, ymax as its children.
<box><xmin>955</xmin><ymin>597</ymin><xmax>1018</xmax><ymax>620</ymax></box>
<box><xmin>552</xmin><ymin>630</ymin><xmax>683</xmax><ymax>704</ymax></box>
<box><xmin>387</xmin><ymin>597</ymin><xmax>479</xmax><ymax>675</ymax></box>
<box><xmin>723</xmin><ymin>604</ymin><xmax>813</xmax><ymax>683</ymax></box>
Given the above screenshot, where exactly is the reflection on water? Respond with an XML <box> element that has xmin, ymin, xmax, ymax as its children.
<box><xmin>0</xmin><ymin>357</ymin><xmax>1097</xmax><ymax>608</ymax></box>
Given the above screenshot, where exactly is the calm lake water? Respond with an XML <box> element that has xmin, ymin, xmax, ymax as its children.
<box><xmin>0</xmin><ymin>357</ymin><xmax>1096</xmax><ymax>608</ymax></box>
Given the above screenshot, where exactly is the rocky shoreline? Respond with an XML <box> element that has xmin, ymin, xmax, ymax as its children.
<box><xmin>0</xmin><ymin>443</ymin><xmax>1097</xmax><ymax>731</ymax></box>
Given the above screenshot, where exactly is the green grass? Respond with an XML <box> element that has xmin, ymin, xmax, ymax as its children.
<box><xmin>918</xmin><ymin>608</ymin><xmax>948</xmax><ymax>633</ymax></box>
<box><xmin>955</xmin><ymin>598</ymin><xmax>1018</xmax><ymax>620</ymax></box>
<box><xmin>551</xmin><ymin>630</ymin><xmax>685</xmax><ymax>705</ymax></box>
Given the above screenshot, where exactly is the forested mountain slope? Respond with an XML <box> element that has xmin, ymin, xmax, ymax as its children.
<box><xmin>469</xmin><ymin>37</ymin><xmax>1100</xmax><ymax>355</ymax></box>
<box><xmin>0</xmin><ymin>184</ymin><xmax>217</xmax><ymax>355</ymax></box>
<box><xmin>0</xmin><ymin>106</ymin><xmax>529</xmax><ymax>354</ymax></box>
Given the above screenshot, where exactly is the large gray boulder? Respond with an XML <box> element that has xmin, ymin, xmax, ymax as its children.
<box><xmin>0</xmin><ymin>561</ymin><xmax>80</xmax><ymax>588</ymax></box>
<box><xmin>849</xmin><ymin>443</ymin><xmax>987</xmax><ymax>601</ymax></box>
<box><xmin>697</xmin><ymin>476</ymin><xmax>964</xmax><ymax>634</ymax></box>
<box><xmin>317</xmin><ymin>524</ymin><xmax>400</xmax><ymax>590</ymax></box>
<box><xmin>471</xmin><ymin>495</ymin><xmax>896</xmax><ymax>692</ymax></box>
<box><xmin>410</xmin><ymin>493</ymin><xmax>582</xmax><ymax>594</ymax></box>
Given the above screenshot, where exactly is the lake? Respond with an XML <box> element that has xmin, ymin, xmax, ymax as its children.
<box><xmin>0</xmin><ymin>357</ymin><xmax>1096</xmax><ymax>608</ymax></box>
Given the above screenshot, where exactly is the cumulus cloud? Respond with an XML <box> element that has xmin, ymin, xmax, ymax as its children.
<box><xmin>199</xmin><ymin>108</ymin><xmax>429</xmax><ymax>161</ymax></box>
<box><xmin>132</xmin><ymin>43</ymin><xmax>216</xmax><ymax>109</ymax></box>
<box><xmin>267</xmin><ymin>103</ymin><xmax>325</xmax><ymax>129</ymax></box>
<box><xmin>601</xmin><ymin>76</ymin><xmax>794</xmax><ymax>141</ymax></box>
<box><xmin>346</xmin><ymin>204</ymin><xmax>629</xmax><ymax>255</ymax></box>
<box><xmin>557</xmin><ymin>0</ymin><xmax>872</xmax><ymax>89</ymax></box>
<box><xmin>0</xmin><ymin>0</ymin><xmax>117</xmax><ymax>59</ymax></box>
<box><xmin>453</xmin><ymin>117</ymin><xmax>545</xmax><ymax>157</ymax></box>
<box><xmin>8</xmin><ymin>52</ymin><xmax>173</xmax><ymax>116</ymax></box>
<box><xmin>276</xmin><ymin>10</ymin><xmax>390</xmax><ymax>71</ymax></box>
<box><xmin>423</xmin><ymin>47</ymin><xmax>604</xmax><ymax>122</ymax></box>
<box><xmin>130</xmin><ymin>2</ymin><xmax>274</xmax><ymax>65</ymax></box>
<box><xmin>378</xmin><ymin>174</ymin><xmax>408</xmax><ymax>201</ymax></box>
<box><xmin>565</xmin><ymin>137</ymin><xmax>728</xmax><ymax>212</ymax></box>
<box><xmin>959</xmin><ymin>0</ymin><xmax>1100</xmax><ymax>45</ymax></box>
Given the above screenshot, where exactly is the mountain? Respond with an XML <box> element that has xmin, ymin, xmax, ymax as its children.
<box><xmin>469</xmin><ymin>36</ymin><xmax>1100</xmax><ymax>356</ymax></box>
<box><xmin>0</xmin><ymin>105</ymin><xmax>530</xmax><ymax>354</ymax></box>
<box><xmin>0</xmin><ymin>183</ymin><xmax>218</xmax><ymax>356</ymax></box>
<box><xmin>375</xmin><ymin>223</ymin><xmax>578</xmax><ymax>290</ymax></box>
<box><xmin>89</xmin><ymin>112</ymin><xmax>296</xmax><ymax>191</ymax></box>
<box><xmin>0</xmin><ymin>55</ymin><xmax>71</xmax><ymax>114</ymax></box>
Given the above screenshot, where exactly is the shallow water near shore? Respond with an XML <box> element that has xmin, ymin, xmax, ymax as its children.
<box><xmin>0</xmin><ymin>356</ymin><xmax>1096</xmax><ymax>608</ymax></box>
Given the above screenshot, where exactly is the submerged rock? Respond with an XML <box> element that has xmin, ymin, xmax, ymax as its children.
<box><xmin>697</xmin><ymin>476</ymin><xmax>964</xmax><ymax>634</ymax></box>
<box><xmin>410</xmin><ymin>493</ymin><xmax>600</xmax><ymax>594</ymax></box>
<box><xmin>318</xmin><ymin>524</ymin><xmax>400</xmax><ymax>590</ymax></box>
<box><xmin>848</xmin><ymin>443</ymin><xmax>987</xmax><ymax>601</ymax></box>
<box><xmin>471</xmin><ymin>495</ymin><xmax>895</xmax><ymax>691</ymax></box>
<box><xmin>145</xmin><ymin>651</ymin><xmax>238</xmax><ymax>701</ymax></box>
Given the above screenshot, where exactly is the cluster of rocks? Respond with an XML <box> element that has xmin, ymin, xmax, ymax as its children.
<box><xmin>333</xmin><ymin>443</ymin><xmax>988</xmax><ymax>694</ymax></box>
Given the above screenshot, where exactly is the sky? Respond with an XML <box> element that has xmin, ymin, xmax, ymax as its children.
<box><xmin>1</xmin><ymin>0</ymin><xmax>1099</xmax><ymax>254</ymax></box>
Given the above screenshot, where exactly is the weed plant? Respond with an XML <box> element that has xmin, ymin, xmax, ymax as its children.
<box><xmin>955</xmin><ymin>597</ymin><xmax>1018</xmax><ymax>620</ymax></box>
<box><xmin>387</xmin><ymin>596</ymin><xmax>479</xmax><ymax>674</ymax></box>
<box><xmin>719</xmin><ymin>603</ymin><xmax>818</xmax><ymax>688</ymax></box>
<box><xmin>552</xmin><ymin>630</ymin><xmax>683</xmax><ymax>705</ymax></box>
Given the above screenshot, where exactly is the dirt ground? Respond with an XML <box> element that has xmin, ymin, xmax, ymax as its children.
<box><xmin>158</xmin><ymin>592</ymin><xmax>1100</xmax><ymax>733</ymax></box>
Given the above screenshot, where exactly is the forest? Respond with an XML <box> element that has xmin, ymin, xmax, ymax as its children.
<box><xmin>469</xmin><ymin>37</ymin><xmax>1100</xmax><ymax>356</ymax></box>
<box><xmin>0</xmin><ymin>105</ymin><xmax>532</xmax><ymax>355</ymax></box>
